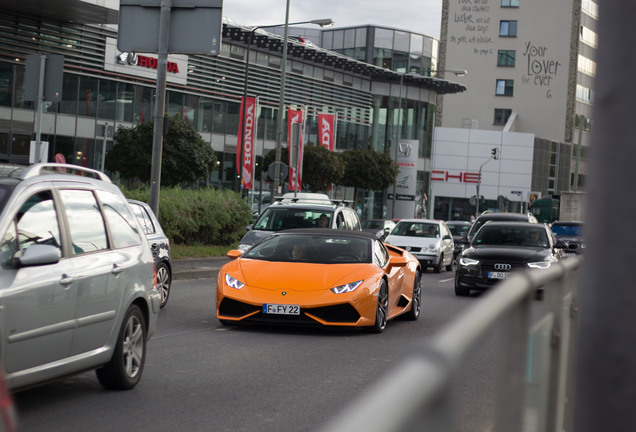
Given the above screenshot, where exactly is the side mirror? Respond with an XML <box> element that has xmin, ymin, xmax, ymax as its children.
<box><xmin>387</xmin><ymin>255</ymin><xmax>409</xmax><ymax>269</ymax></box>
<box><xmin>17</xmin><ymin>244</ymin><xmax>61</xmax><ymax>268</ymax></box>
<box><xmin>226</xmin><ymin>250</ymin><xmax>242</xmax><ymax>260</ymax></box>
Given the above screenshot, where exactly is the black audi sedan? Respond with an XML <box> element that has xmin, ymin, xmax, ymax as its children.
<box><xmin>455</xmin><ymin>222</ymin><xmax>568</xmax><ymax>296</ymax></box>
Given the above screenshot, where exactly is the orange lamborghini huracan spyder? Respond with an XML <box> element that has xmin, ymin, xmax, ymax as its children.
<box><xmin>216</xmin><ymin>229</ymin><xmax>422</xmax><ymax>333</ymax></box>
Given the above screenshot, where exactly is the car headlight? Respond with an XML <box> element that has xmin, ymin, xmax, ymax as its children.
<box><xmin>427</xmin><ymin>243</ymin><xmax>440</xmax><ymax>252</ymax></box>
<box><xmin>225</xmin><ymin>274</ymin><xmax>245</xmax><ymax>289</ymax></box>
<box><xmin>527</xmin><ymin>256</ymin><xmax>558</xmax><ymax>269</ymax></box>
<box><xmin>330</xmin><ymin>280</ymin><xmax>363</xmax><ymax>294</ymax></box>
<box><xmin>459</xmin><ymin>257</ymin><xmax>479</xmax><ymax>266</ymax></box>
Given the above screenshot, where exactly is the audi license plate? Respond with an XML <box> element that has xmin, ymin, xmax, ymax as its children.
<box><xmin>263</xmin><ymin>304</ymin><xmax>300</xmax><ymax>315</ymax></box>
<box><xmin>488</xmin><ymin>271</ymin><xmax>511</xmax><ymax>280</ymax></box>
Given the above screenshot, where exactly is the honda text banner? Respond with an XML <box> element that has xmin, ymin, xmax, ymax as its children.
<box><xmin>287</xmin><ymin>108</ymin><xmax>303</xmax><ymax>191</ymax></box>
<box><xmin>236</xmin><ymin>96</ymin><xmax>257</xmax><ymax>189</ymax></box>
<box><xmin>317</xmin><ymin>113</ymin><xmax>335</xmax><ymax>151</ymax></box>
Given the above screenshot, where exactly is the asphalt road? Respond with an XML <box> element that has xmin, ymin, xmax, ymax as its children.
<box><xmin>13</xmin><ymin>270</ymin><xmax>497</xmax><ymax>432</ymax></box>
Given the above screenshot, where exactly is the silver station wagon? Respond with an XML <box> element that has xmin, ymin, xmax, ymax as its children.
<box><xmin>0</xmin><ymin>163</ymin><xmax>161</xmax><ymax>391</ymax></box>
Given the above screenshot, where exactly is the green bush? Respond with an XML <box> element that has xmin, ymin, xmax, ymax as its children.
<box><xmin>122</xmin><ymin>187</ymin><xmax>251</xmax><ymax>246</ymax></box>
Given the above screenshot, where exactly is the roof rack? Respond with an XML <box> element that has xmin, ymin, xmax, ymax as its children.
<box><xmin>331</xmin><ymin>199</ymin><xmax>354</xmax><ymax>207</ymax></box>
<box><xmin>273</xmin><ymin>192</ymin><xmax>333</xmax><ymax>205</ymax></box>
<box><xmin>19</xmin><ymin>163</ymin><xmax>112</xmax><ymax>183</ymax></box>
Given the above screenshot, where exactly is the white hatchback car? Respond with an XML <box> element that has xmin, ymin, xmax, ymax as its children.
<box><xmin>384</xmin><ymin>219</ymin><xmax>455</xmax><ymax>273</ymax></box>
<box><xmin>0</xmin><ymin>163</ymin><xmax>161</xmax><ymax>391</ymax></box>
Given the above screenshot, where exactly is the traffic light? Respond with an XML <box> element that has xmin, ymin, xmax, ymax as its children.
<box><xmin>491</xmin><ymin>148</ymin><xmax>498</xmax><ymax>159</ymax></box>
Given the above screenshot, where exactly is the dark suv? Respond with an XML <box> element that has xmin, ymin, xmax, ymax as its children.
<box><xmin>0</xmin><ymin>163</ymin><xmax>160</xmax><ymax>391</ymax></box>
<box><xmin>465</xmin><ymin>212</ymin><xmax>538</xmax><ymax>243</ymax></box>
<box><xmin>238</xmin><ymin>193</ymin><xmax>362</xmax><ymax>252</ymax></box>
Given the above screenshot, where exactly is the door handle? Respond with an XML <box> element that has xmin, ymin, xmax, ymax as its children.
<box><xmin>112</xmin><ymin>264</ymin><xmax>123</xmax><ymax>275</ymax></box>
<box><xmin>60</xmin><ymin>274</ymin><xmax>75</xmax><ymax>286</ymax></box>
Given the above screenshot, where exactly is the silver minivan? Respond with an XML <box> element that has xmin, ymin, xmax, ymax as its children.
<box><xmin>0</xmin><ymin>163</ymin><xmax>161</xmax><ymax>391</ymax></box>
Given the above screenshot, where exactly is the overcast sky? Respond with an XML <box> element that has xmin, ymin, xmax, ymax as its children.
<box><xmin>222</xmin><ymin>0</ymin><xmax>443</xmax><ymax>39</ymax></box>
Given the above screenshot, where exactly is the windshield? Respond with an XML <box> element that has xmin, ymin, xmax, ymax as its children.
<box><xmin>391</xmin><ymin>221</ymin><xmax>440</xmax><ymax>238</ymax></box>
<box><xmin>253</xmin><ymin>208</ymin><xmax>333</xmax><ymax>231</ymax></box>
<box><xmin>448</xmin><ymin>223</ymin><xmax>471</xmax><ymax>236</ymax></box>
<box><xmin>474</xmin><ymin>226</ymin><xmax>549</xmax><ymax>248</ymax></box>
<box><xmin>551</xmin><ymin>224</ymin><xmax>583</xmax><ymax>236</ymax></box>
<box><xmin>243</xmin><ymin>233</ymin><xmax>371</xmax><ymax>264</ymax></box>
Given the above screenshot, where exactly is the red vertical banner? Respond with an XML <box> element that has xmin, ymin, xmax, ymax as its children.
<box><xmin>317</xmin><ymin>113</ymin><xmax>335</xmax><ymax>151</ymax></box>
<box><xmin>287</xmin><ymin>108</ymin><xmax>304</xmax><ymax>191</ymax></box>
<box><xmin>236</xmin><ymin>96</ymin><xmax>257</xmax><ymax>189</ymax></box>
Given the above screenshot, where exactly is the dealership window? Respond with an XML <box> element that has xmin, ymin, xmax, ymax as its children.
<box><xmin>497</xmin><ymin>50</ymin><xmax>516</xmax><ymax>67</ymax></box>
<box><xmin>116</xmin><ymin>82</ymin><xmax>134</xmax><ymax>122</ymax></box>
<box><xmin>13</xmin><ymin>64</ymin><xmax>33</xmax><ymax>110</ymax></box>
<box><xmin>0</xmin><ymin>62</ymin><xmax>12</xmax><ymax>107</ymax></box>
<box><xmin>133</xmin><ymin>85</ymin><xmax>153</xmax><ymax>124</ymax></box>
<box><xmin>494</xmin><ymin>108</ymin><xmax>512</xmax><ymax>125</ymax></box>
<box><xmin>97</xmin><ymin>79</ymin><xmax>117</xmax><ymax>120</ymax></box>
<box><xmin>501</xmin><ymin>0</ymin><xmax>519</xmax><ymax>7</ymax></box>
<box><xmin>0</xmin><ymin>133</ymin><xmax>7</xmax><ymax>155</ymax></box>
<box><xmin>166</xmin><ymin>91</ymin><xmax>183</xmax><ymax>118</ymax></box>
<box><xmin>499</xmin><ymin>20</ymin><xmax>518</xmax><ymax>37</ymax></box>
<box><xmin>495</xmin><ymin>79</ymin><xmax>514</xmax><ymax>96</ymax></box>
<box><xmin>59</xmin><ymin>73</ymin><xmax>79</xmax><ymax>115</ymax></box>
<box><xmin>79</xmin><ymin>76</ymin><xmax>98</xmax><ymax>118</ymax></box>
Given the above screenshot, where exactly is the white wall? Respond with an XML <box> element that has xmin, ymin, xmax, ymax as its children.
<box><xmin>431</xmin><ymin>127</ymin><xmax>535</xmax><ymax>207</ymax></box>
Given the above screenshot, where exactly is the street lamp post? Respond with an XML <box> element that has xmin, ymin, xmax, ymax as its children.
<box><xmin>237</xmin><ymin>10</ymin><xmax>333</xmax><ymax>194</ymax></box>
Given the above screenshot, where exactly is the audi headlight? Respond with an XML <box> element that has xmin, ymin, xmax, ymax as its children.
<box><xmin>330</xmin><ymin>280</ymin><xmax>363</xmax><ymax>294</ymax></box>
<box><xmin>225</xmin><ymin>274</ymin><xmax>245</xmax><ymax>289</ymax></box>
<box><xmin>459</xmin><ymin>257</ymin><xmax>479</xmax><ymax>266</ymax></box>
<box><xmin>527</xmin><ymin>256</ymin><xmax>558</xmax><ymax>269</ymax></box>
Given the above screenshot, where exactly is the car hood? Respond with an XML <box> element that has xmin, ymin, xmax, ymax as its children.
<box><xmin>385</xmin><ymin>235</ymin><xmax>440</xmax><ymax>248</ymax></box>
<box><xmin>227</xmin><ymin>259</ymin><xmax>375</xmax><ymax>292</ymax></box>
<box><xmin>463</xmin><ymin>245</ymin><xmax>552</xmax><ymax>262</ymax></box>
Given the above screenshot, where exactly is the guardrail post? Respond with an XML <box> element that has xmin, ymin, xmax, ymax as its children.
<box><xmin>493</xmin><ymin>290</ymin><xmax>531</xmax><ymax>432</ymax></box>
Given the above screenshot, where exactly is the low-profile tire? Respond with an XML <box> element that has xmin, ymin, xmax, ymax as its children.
<box><xmin>96</xmin><ymin>305</ymin><xmax>147</xmax><ymax>390</ymax></box>
<box><xmin>434</xmin><ymin>254</ymin><xmax>443</xmax><ymax>273</ymax></box>
<box><xmin>455</xmin><ymin>283</ymin><xmax>470</xmax><ymax>297</ymax></box>
<box><xmin>367</xmin><ymin>280</ymin><xmax>388</xmax><ymax>333</ymax></box>
<box><xmin>404</xmin><ymin>271</ymin><xmax>421</xmax><ymax>321</ymax></box>
<box><xmin>157</xmin><ymin>262</ymin><xmax>171</xmax><ymax>309</ymax></box>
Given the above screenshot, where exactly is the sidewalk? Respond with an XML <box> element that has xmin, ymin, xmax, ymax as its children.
<box><xmin>172</xmin><ymin>256</ymin><xmax>230</xmax><ymax>281</ymax></box>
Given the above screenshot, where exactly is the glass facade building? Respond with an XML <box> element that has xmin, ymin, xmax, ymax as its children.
<box><xmin>0</xmin><ymin>5</ymin><xmax>464</xmax><ymax>219</ymax></box>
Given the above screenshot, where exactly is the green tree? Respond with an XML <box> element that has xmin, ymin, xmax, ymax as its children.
<box><xmin>300</xmin><ymin>143</ymin><xmax>344</xmax><ymax>192</ymax></box>
<box><xmin>262</xmin><ymin>143</ymin><xmax>344</xmax><ymax>192</ymax></box>
<box><xmin>105</xmin><ymin>115</ymin><xmax>217</xmax><ymax>186</ymax></box>
<box><xmin>340</xmin><ymin>149</ymin><xmax>399</xmax><ymax>191</ymax></box>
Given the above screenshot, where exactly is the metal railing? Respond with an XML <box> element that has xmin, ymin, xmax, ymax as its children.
<box><xmin>319</xmin><ymin>256</ymin><xmax>581</xmax><ymax>432</ymax></box>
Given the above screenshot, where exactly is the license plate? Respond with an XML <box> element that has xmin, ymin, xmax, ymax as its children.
<box><xmin>263</xmin><ymin>304</ymin><xmax>300</xmax><ymax>315</ymax></box>
<box><xmin>488</xmin><ymin>271</ymin><xmax>511</xmax><ymax>280</ymax></box>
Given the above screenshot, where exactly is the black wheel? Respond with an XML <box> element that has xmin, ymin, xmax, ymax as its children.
<box><xmin>157</xmin><ymin>262</ymin><xmax>171</xmax><ymax>309</ymax></box>
<box><xmin>434</xmin><ymin>254</ymin><xmax>443</xmax><ymax>273</ymax></box>
<box><xmin>367</xmin><ymin>280</ymin><xmax>388</xmax><ymax>333</ymax></box>
<box><xmin>404</xmin><ymin>271</ymin><xmax>421</xmax><ymax>321</ymax></box>
<box><xmin>455</xmin><ymin>282</ymin><xmax>470</xmax><ymax>297</ymax></box>
<box><xmin>96</xmin><ymin>305</ymin><xmax>147</xmax><ymax>390</ymax></box>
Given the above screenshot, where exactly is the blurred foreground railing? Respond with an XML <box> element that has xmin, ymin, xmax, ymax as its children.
<box><xmin>319</xmin><ymin>256</ymin><xmax>581</xmax><ymax>432</ymax></box>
